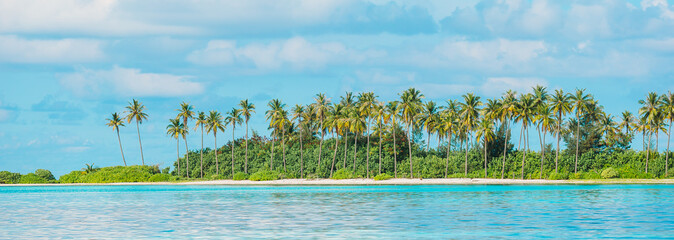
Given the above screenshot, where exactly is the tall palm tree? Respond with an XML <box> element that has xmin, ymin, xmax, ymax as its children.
<box><xmin>206</xmin><ymin>111</ymin><xmax>225</xmax><ymax>175</ymax></box>
<box><xmin>291</xmin><ymin>104</ymin><xmax>306</xmax><ymax>178</ymax></box>
<box><xmin>459</xmin><ymin>93</ymin><xmax>481</xmax><ymax>177</ymax></box>
<box><xmin>373</xmin><ymin>102</ymin><xmax>386</xmax><ymax>175</ymax></box>
<box><xmin>440</xmin><ymin>100</ymin><xmax>458</xmax><ymax>178</ymax></box>
<box><xmin>239</xmin><ymin>99</ymin><xmax>255</xmax><ymax>174</ymax></box>
<box><xmin>166</xmin><ymin>119</ymin><xmax>186</xmax><ymax>176</ymax></box>
<box><xmin>177</xmin><ymin>102</ymin><xmax>195</xmax><ymax>178</ymax></box>
<box><xmin>417</xmin><ymin>101</ymin><xmax>440</xmax><ymax>152</ymax></box>
<box><xmin>599</xmin><ymin>113</ymin><xmax>618</xmax><ymax>148</ymax></box>
<box><xmin>570</xmin><ymin>89</ymin><xmax>591</xmax><ymax>174</ymax></box>
<box><xmin>349</xmin><ymin>107</ymin><xmax>366</xmax><ymax>174</ymax></box>
<box><xmin>313</xmin><ymin>93</ymin><xmax>331</xmax><ymax>172</ymax></box>
<box><xmin>386</xmin><ymin>101</ymin><xmax>400</xmax><ymax>177</ymax></box>
<box><xmin>358</xmin><ymin>92</ymin><xmax>376</xmax><ymax>178</ymax></box>
<box><xmin>266</xmin><ymin>99</ymin><xmax>286</xmax><ymax>171</ymax></box>
<box><xmin>125</xmin><ymin>99</ymin><xmax>148</xmax><ymax>165</ymax></box>
<box><xmin>399</xmin><ymin>88</ymin><xmax>424</xmax><ymax>178</ymax></box>
<box><xmin>535</xmin><ymin>104</ymin><xmax>555</xmax><ymax>179</ymax></box>
<box><xmin>274</xmin><ymin>109</ymin><xmax>291</xmax><ymax>172</ymax></box>
<box><xmin>106</xmin><ymin>113</ymin><xmax>126</xmax><ymax>166</ymax></box>
<box><xmin>225</xmin><ymin>108</ymin><xmax>242</xmax><ymax>177</ymax></box>
<box><xmin>662</xmin><ymin>92</ymin><xmax>674</xmax><ymax>176</ymax></box>
<box><xmin>499</xmin><ymin>90</ymin><xmax>516</xmax><ymax>178</ymax></box>
<box><xmin>328</xmin><ymin>103</ymin><xmax>342</xmax><ymax>177</ymax></box>
<box><xmin>194</xmin><ymin>111</ymin><xmax>207</xmax><ymax>178</ymax></box>
<box><xmin>476</xmin><ymin>119</ymin><xmax>495</xmax><ymax>178</ymax></box>
<box><xmin>515</xmin><ymin>94</ymin><xmax>535</xmax><ymax>179</ymax></box>
<box><xmin>550</xmin><ymin>89</ymin><xmax>571</xmax><ymax>173</ymax></box>
<box><xmin>639</xmin><ymin>92</ymin><xmax>662</xmax><ymax>173</ymax></box>
<box><xmin>532</xmin><ymin>86</ymin><xmax>549</xmax><ymax>163</ymax></box>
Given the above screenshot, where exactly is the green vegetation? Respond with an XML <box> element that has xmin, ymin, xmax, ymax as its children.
<box><xmin>59</xmin><ymin>165</ymin><xmax>163</xmax><ymax>183</ymax></box>
<box><xmin>249</xmin><ymin>170</ymin><xmax>280</xmax><ymax>181</ymax></box>
<box><xmin>374</xmin><ymin>173</ymin><xmax>393</xmax><ymax>181</ymax></box>
<box><xmin>601</xmin><ymin>167</ymin><xmax>620</xmax><ymax>179</ymax></box>
<box><xmin>233</xmin><ymin>172</ymin><xmax>248</xmax><ymax>180</ymax></box>
<box><xmin>331</xmin><ymin>169</ymin><xmax>354</xmax><ymax>179</ymax></box>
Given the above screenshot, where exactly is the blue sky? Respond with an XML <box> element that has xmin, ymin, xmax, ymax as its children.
<box><xmin>2</xmin><ymin>0</ymin><xmax>674</xmax><ymax>176</ymax></box>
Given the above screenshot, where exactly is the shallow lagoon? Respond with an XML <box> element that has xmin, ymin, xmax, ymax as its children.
<box><xmin>1</xmin><ymin>184</ymin><xmax>673</xmax><ymax>239</ymax></box>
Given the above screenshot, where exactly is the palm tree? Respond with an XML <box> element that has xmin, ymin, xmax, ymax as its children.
<box><xmin>177</xmin><ymin>102</ymin><xmax>195</xmax><ymax>178</ymax></box>
<box><xmin>275</xmin><ymin>109</ymin><xmax>291</xmax><ymax>172</ymax></box>
<box><xmin>125</xmin><ymin>99</ymin><xmax>148</xmax><ymax>165</ymax></box>
<box><xmin>532</xmin><ymin>86</ymin><xmax>549</xmax><ymax>164</ymax></box>
<box><xmin>499</xmin><ymin>90</ymin><xmax>516</xmax><ymax>178</ymax></box>
<box><xmin>599</xmin><ymin>113</ymin><xmax>618</xmax><ymax>148</ymax></box>
<box><xmin>373</xmin><ymin>102</ymin><xmax>386</xmax><ymax>175</ymax></box>
<box><xmin>106</xmin><ymin>113</ymin><xmax>127</xmax><ymax>166</ymax></box>
<box><xmin>225</xmin><ymin>108</ymin><xmax>242</xmax><ymax>177</ymax></box>
<box><xmin>358</xmin><ymin>92</ymin><xmax>376</xmax><ymax>178</ymax></box>
<box><xmin>399</xmin><ymin>88</ymin><xmax>424</xmax><ymax>178</ymax></box>
<box><xmin>481</xmin><ymin>99</ymin><xmax>501</xmax><ymax>178</ymax></box>
<box><xmin>535</xmin><ymin>104</ymin><xmax>555</xmax><ymax>179</ymax></box>
<box><xmin>266</xmin><ymin>99</ymin><xmax>286</xmax><ymax>171</ymax></box>
<box><xmin>550</xmin><ymin>89</ymin><xmax>571</xmax><ymax>173</ymax></box>
<box><xmin>570</xmin><ymin>89</ymin><xmax>591</xmax><ymax>174</ymax></box>
<box><xmin>662</xmin><ymin>92</ymin><xmax>674</xmax><ymax>176</ymax></box>
<box><xmin>619</xmin><ymin>111</ymin><xmax>635</xmax><ymax>135</ymax></box>
<box><xmin>440</xmin><ymin>100</ymin><xmax>458</xmax><ymax>177</ymax></box>
<box><xmin>349</xmin><ymin>107</ymin><xmax>366</xmax><ymax>174</ymax></box>
<box><xmin>329</xmin><ymin>103</ymin><xmax>343</xmax><ymax>177</ymax></box>
<box><xmin>313</xmin><ymin>93</ymin><xmax>331</xmax><ymax>172</ymax></box>
<box><xmin>417</xmin><ymin>101</ymin><xmax>440</xmax><ymax>152</ymax></box>
<box><xmin>476</xmin><ymin>119</ymin><xmax>495</xmax><ymax>178</ymax></box>
<box><xmin>515</xmin><ymin>94</ymin><xmax>535</xmax><ymax>179</ymax></box>
<box><xmin>239</xmin><ymin>99</ymin><xmax>256</xmax><ymax>174</ymax></box>
<box><xmin>386</xmin><ymin>101</ymin><xmax>400</xmax><ymax>177</ymax></box>
<box><xmin>166</xmin><ymin>119</ymin><xmax>186</xmax><ymax>176</ymax></box>
<box><xmin>639</xmin><ymin>92</ymin><xmax>662</xmax><ymax>173</ymax></box>
<box><xmin>291</xmin><ymin>104</ymin><xmax>306</xmax><ymax>178</ymax></box>
<box><xmin>194</xmin><ymin>112</ymin><xmax>207</xmax><ymax>178</ymax></box>
<box><xmin>459</xmin><ymin>93</ymin><xmax>481</xmax><ymax>177</ymax></box>
<box><xmin>206</xmin><ymin>111</ymin><xmax>225</xmax><ymax>175</ymax></box>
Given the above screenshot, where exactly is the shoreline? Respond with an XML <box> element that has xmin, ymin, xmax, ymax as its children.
<box><xmin>3</xmin><ymin>178</ymin><xmax>674</xmax><ymax>186</ymax></box>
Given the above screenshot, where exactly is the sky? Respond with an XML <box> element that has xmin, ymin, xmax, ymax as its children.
<box><xmin>2</xmin><ymin>0</ymin><xmax>674</xmax><ymax>177</ymax></box>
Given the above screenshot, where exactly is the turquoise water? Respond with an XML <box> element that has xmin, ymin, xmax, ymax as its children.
<box><xmin>1</xmin><ymin>185</ymin><xmax>673</xmax><ymax>239</ymax></box>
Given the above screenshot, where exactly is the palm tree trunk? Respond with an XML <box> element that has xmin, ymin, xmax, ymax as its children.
<box><xmin>270</xmin><ymin>136</ymin><xmax>274</xmax><ymax>171</ymax></box>
<box><xmin>575</xmin><ymin>113</ymin><xmax>580</xmax><ymax>174</ymax></box>
<box><xmin>299</xmin><ymin>126</ymin><xmax>304</xmax><ymax>178</ymax></box>
<box><xmin>352</xmin><ymin>134</ymin><xmax>358</xmax><ymax>173</ymax></box>
<box><xmin>540</xmin><ymin>130</ymin><xmax>546</xmax><ymax>179</ymax></box>
<box><xmin>464</xmin><ymin>135</ymin><xmax>469</xmax><ymax>177</ymax></box>
<box><xmin>537</xmin><ymin>126</ymin><xmax>543</xmax><ymax>179</ymax></box>
<box><xmin>245</xmin><ymin>121</ymin><xmax>249</xmax><ymax>174</ymax></box>
<box><xmin>555</xmin><ymin>113</ymin><xmax>561</xmax><ymax>174</ymax></box>
<box><xmin>502</xmin><ymin>121</ymin><xmax>508</xmax><ymax>179</ymax></box>
<box><xmin>215</xmin><ymin>133</ymin><xmax>219</xmax><ymax>175</ymax></box>
<box><xmin>521</xmin><ymin>126</ymin><xmax>527</xmax><ymax>180</ymax></box>
<box><xmin>407</xmin><ymin>123</ymin><xmax>413</xmax><ymax>178</ymax></box>
<box><xmin>116</xmin><ymin>129</ymin><xmax>126</xmax><ymax>166</ymax></box>
<box><xmin>136</xmin><ymin>120</ymin><xmax>145</xmax><ymax>165</ymax></box>
<box><xmin>647</xmin><ymin>132</ymin><xmax>652</xmax><ymax>173</ymax></box>
<box><xmin>231</xmin><ymin>125</ymin><xmax>235</xmax><ymax>178</ymax></box>
<box><xmin>343</xmin><ymin>132</ymin><xmax>348</xmax><ymax>169</ymax></box>
<box><xmin>282</xmin><ymin>129</ymin><xmax>287</xmax><ymax>172</ymax></box>
<box><xmin>200</xmin><ymin>126</ymin><xmax>204</xmax><ymax>178</ymax></box>
<box><xmin>318</xmin><ymin>119</ymin><xmax>324</xmax><ymax>171</ymax></box>
<box><xmin>656</xmin><ymin>130</ymin><xmax>660</xmax><ymax>153</ymax></box>
<box><xmin>446</xmin><ymin>132</ymin><xmax>452</xmax><ymax>178</ymax></box>
<box><xmin>378</xmin><ymin>124</ymin><xmax>382</xmax><ymax>175</ymax></box>
<box><xmin>427</xmin><ymin>130</ymin><xmax>431</xmax><ymax>152</ymax></box>
<box><xmin>366</xmin><ymin>121</ymin><xmax>370</xmax><ymax>178</ymax></box>
<box><xmin>667</xmin><ymin>120</ymin><xmax>672</xmax><ymax>177</ymax></box>
<box><xmin>393</xmin><ymin>126</ymin><xmax>397</xmax><ymax>178</ymax></box>
<box><xmin>331</xmin><ymin>132</ymin><xmax>338</xmax><ymax>178</ymax></box>
<box><xmin>177</xmin><ymin>138</ymin><xmax>180</xmax><ymax>176</ymax></box>
<box><xmin>484</xmin><ymin>137</ymin><xmax>487</xmax><ymax>178</ymax></box>
<box><xmin>184</xmin><ymin>137</ymin><xmax>190</xmax><ymax>178</ymax></box>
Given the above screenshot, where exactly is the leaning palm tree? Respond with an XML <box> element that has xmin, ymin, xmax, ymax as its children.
<box><xmin>106</xmin><ymin>112</ymin><xmax>127</xmax><ymax>166</ymax></box>
<box><xmin>125</xmin><ymin>99</ymin><xmax>148</xmax><ymax>165</ymax></box>
<box><xmin>399</xmin><ymin>88</ymin><xmax>424</xmax><ymax>178</ymax></box>
<box><xmin>206</xmin><ymin>111</ymin><xmax>225</xmax><ymax>175</ymax></box>
<box><xmin>291</xmin><ymin>104</ymin><xmax>306</xmax><ymax>178</ymax></box>
<box><xmin>225</xmin><ymin>108</ymin><xmax>242</xmax><ymax>178</ymax></box>
<box><xmin>476</xmin><ymin>119</ymin><xmax>495</xmax><ymax>178</ymax></box>
<box><xmin>313</xmin><ymin>93</ymin><xmax>331</xmax><ymax>172</ymax></box>
<box><xmin>194</xmin><ymin>111</ymin><xmax>207</xmax><ymax>178</ymax></box>
<box><xmin>570</xmin><ymin>89</ymin><xmax>591</xmax><ymax>174</ymax></box>
<box><xmin>177</xmin><ymin>102</ymin><xmax>195</xmax><ymax>178</ymax></box>
<box><xmin>459</xmin><ymin>93</ymin><xmax>481</xmax><ymax>177</ymax></box>
<box><xmin>515</xmin><ymin>94</ymin><xmax>535</xmax><ymax>179</ymax></box>
<box><xmin>550</xmin><ymin>89</ymin><xmax>571</xmax><ymax>173</ymax></box>
<box><xmin>661</xmin><ymin>92</ymin><xmax>674</xmax><ymax>176</ymax></box>
<box><xmin>386</xmin><ymin>101</ymin><xmax>400</xmax><ymax>177</ymax></box>
<box><xmin>535</xmin><ymin>104</ymin><xmax>555</xmax><ymax>179</ymax></box>
<box><xmin>166</xmin><ymin>119</ymin><xmax>186</xmax><ymax>177</ymax></box>
<box><xmin>239</xmin><ymin>99</ymin><xmax>256</xmax><ymax>174</ymax></box>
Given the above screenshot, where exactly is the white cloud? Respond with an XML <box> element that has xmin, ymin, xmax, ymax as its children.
<box><xmin>60</xmin><ymin>66</ymin><xmax>204</xmax><ymax>98</ymax></box>
<box><xmin>0</xmin><ymin>35</ymin><xmax>103</xmax><ymax>63</ymax></box>
<box><xmin>480</xmin><ymin>77</ymin><xmax>548</xmax><ymax>97</ymax></box>
<box><xmin>188</xmin><ymin>37</ymin><xmax>384</xmax><ymax>70</ymax></box>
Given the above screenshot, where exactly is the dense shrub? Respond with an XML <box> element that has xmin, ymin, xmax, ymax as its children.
<box><xmin>331</xmin><ymin>169</ymin><xmax>353</xmax><ymax>180</ymax></box>
<box><xmin>374</xmin><ymin>173</ymin><xmax>393</xmax><ymax>181</ymax></box>
<box><xmin>548</xmin><ymin>172</ymin><xmax>569</xmax><ymax>180</ymax></box>
<box><xmin>0</xmin><ymin>171</ymin><xmax>21</xmax><ymax>184</ymax></box>
<box><xmin>19</xmin><ymin>173</ymin><xmax>49</xmax><ymax>184</ymax></box>
<box><xmin>248</xmin><ymin>170</ymin><xmax>280</xmax><ymax>181</ymax></box>
<box><xmin>148</xmin><ymin>174</ymin><xmax>171</xmax><ymax>182</ymax></box>
<box><xmin>34</xmin><ymin>169</ymin><xmax>55</xmax><ymax>180</ymax></box>
<box><xmin>233</xmin><ymin>172</ymin><xmax>248</xmax><ymax>180</ymax></box>
<box><xmin>58</xmin><ymin>165</ymin><xmax>160</xmax><ymax>183</ymax></box>
<box><xmin>601</xmin><ymin>167</ymin><xmax>619</xmax><ymax>179</ymax></box>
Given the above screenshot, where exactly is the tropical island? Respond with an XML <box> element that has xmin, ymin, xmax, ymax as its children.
<box><xmin>2</xmin><ymin>87</ymin><xmax>673</xmax><ymax>184</ymax></box>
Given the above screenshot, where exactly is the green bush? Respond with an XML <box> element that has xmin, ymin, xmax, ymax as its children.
<box><xmin>34</xmin><ymin>169</ymin><xmax>55</xmax><ymax>180</ymax></box>
<box><xmin>249</xmin><ymin>170</ymin><xmax>280</xmax><ymax>181</ymax></box>
<box><xmin>233</xmin><ymin>172</ymin><xmax>248</xmax><ymax>180</ymax></box>
<box><xmin>58</xmin><ymin>171</ymin><xmax>85</xmax><ymax>183</ymax></box>
<box><xmin>548</xmin><ymin>171</ymin><xmax>569</xmax><ymax>180</ymax></box>
<box><xmin>58</xmin><ymin>165</ymin><xmax>160</xmax><ymax>183</ymax></box>
<box><xmin>19</xmin><ymin>173</ymin><xmax>48</xmax><ymax>184</ymax></box>
<box><xmin>601</xmin><ymin>167</ymin><xmax>620</xmax><ymax>179</ymax></box>
<box><xmin>148</xmin><ymin>174</ymin><xmax>171</xmax><ymax>182</ymax></box>
<box><xmin>331</xmin><ymin>169</ymin><xmax>353</xmax><ymax>180</ymax></box>
<box><xmin>0</xmin><ymin>171</ymin><xmax>21</xmax><ymax>184</ymax></box>
<box><xmin>374</xmin><ymin>173</ymin><xmax>393</xmax><ymax>181</ymax></box>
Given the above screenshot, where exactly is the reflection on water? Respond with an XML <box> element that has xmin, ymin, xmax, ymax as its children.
<box><xmin>1</xmin><ymin>185</ymin><xmax>673</xmax><ymax>239</ymax></box>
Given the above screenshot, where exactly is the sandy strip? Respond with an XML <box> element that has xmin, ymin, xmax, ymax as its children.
<box><xmin>3</xmin><ymin>178</ymin><xmax>674</xmax><ymax>186</ymax></box>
